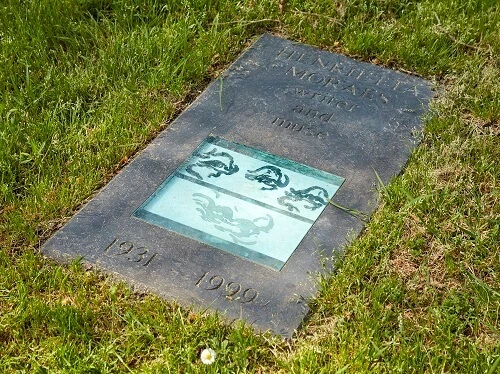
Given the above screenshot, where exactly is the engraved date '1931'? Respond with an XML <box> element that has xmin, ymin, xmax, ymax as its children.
<box><xmin>104</xmin><ymin>238</ymin><xmax>158</xmax><ymax>267</ymax></box>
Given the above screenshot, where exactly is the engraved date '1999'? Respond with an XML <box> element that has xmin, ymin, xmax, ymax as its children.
<box><xmin>196</xmin><ymin>271</ymin><xmax>270</xmax><ymax>307</ymax></box>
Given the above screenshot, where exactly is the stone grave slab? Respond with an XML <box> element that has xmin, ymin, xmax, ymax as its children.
<box><xmin>41</xmin><ymin>34</ymin><xmax>434</xmax><ymax>337</ymax></box>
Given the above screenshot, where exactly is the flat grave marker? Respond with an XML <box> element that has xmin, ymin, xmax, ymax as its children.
<box><xmin>42</xmin><ymin>34</ymin><xmax>434</xmax><ymax>337</ymax></box>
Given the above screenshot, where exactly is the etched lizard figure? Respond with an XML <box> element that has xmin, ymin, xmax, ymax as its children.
<box><xmin>185</xmin><ymin>148</ymin><xmax>239</xmax><ymax>180</ymax></box>
<box><xmin>245</xmin><ymin>165</ymin><xmax>290</xmax><ymax>191</ymax></box>
<box><xmin>277</xmin><ymin>186</ymin><xmax>329</xmax><ymax>213</ymax></box>
<box><xmin>193</xmin><ymin>193</ymin><xmax>274</xmax><ymax>245</ymax></box>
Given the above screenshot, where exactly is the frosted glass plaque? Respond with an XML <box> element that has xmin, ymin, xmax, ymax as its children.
<box><xmin>133</xmin><ymin>136</ymin><xmax>344</xmax><ymax>270</ymax></box>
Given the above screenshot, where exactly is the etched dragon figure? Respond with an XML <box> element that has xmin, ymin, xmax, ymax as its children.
<box><xmin>277</xmin><ymin>186</ymin><xmax>329</xmax><ymax>213</ymax></box>
<box><xmin>193</xmin><ymin>193</ymin><xmax>274</xmax><ymax>245</ymax></box>
<box><xmin>245</xmin><ymin>165</ymin><xmax>290</xmax><ymax>191</ymax></box>
<box><xmin>185</xmin><ymin>148</ymin><xmax>239</xmax><ymax>180</ymax></box>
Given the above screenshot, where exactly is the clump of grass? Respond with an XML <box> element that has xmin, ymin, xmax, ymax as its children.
<box><xmin>1</xmin><ymin>0</ymin><xmax>498</xmax><ymax>372</ymax></box>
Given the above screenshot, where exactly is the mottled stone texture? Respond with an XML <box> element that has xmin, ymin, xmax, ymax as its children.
<box><xmin>42</xmin><ymin>34</ymin><xmax>433</xmax><ymax>337</ymax></box>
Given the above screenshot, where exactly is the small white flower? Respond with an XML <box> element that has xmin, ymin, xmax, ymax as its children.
<box><xmin>200</xmin><ymin>348</ymin><xmax>216</xmax><ymax>365</ymax></box>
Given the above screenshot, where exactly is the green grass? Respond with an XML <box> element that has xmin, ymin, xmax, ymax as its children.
<box><xmin>1</xmin><ymin>0</ymin><xmax>498</xmax><ymax>372</ymax></box>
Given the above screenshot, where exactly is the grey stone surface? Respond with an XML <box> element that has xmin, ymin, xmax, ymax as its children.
<box><xmin>41</xmin><ymin>34</ymin><xmax>434</xmax><ymax>337</ymax></box>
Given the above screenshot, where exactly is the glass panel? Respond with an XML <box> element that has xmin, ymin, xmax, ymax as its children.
<box><xmin>133</xmin><ymin>136</ymin><xmax>345</xmax><ymax>270</ymax></box>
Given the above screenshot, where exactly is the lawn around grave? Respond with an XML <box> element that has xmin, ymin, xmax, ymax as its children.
<box><xmin>0</xmin><ymin>0</ymin><xmax>498</xmax><ymax>372</ymax></box>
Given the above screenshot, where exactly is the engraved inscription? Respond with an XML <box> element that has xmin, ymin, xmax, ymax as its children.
<box><xmin>292</xmin><ymin>105</ymin><xmax>334</xmax><ymax>123</ymax></box>
<box><xmin>276</xmin><ymin>46</ymin><xmax>425</xmax><ymax>98</ymax></box>
<box><xmin>195</xmin><ymin>271</ymin><xmax>269</xmax><ymax>305</ymax></box>
<box><xmin>284</xmin><ymin>66</ymin><xmax>391</xmax><ymax>104</ymax></box>
<box><xmin>292</xmin><ymin>87</ymin><xmax>360</xmax><ymax>111</ymax></box>
<box><xmin>266</xmin><ymin>46</ymin><xmax>428</xmax><ymax>145</ymax></box>
<box><xmin>271</xmin><ymin>116</ymin><xmax>328</xmax><ymax>139</ymax></box>
<box><xmin>104</xmin><ymin>238</ymin><xmax>158</xmax><ymax>266</ymax></box>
